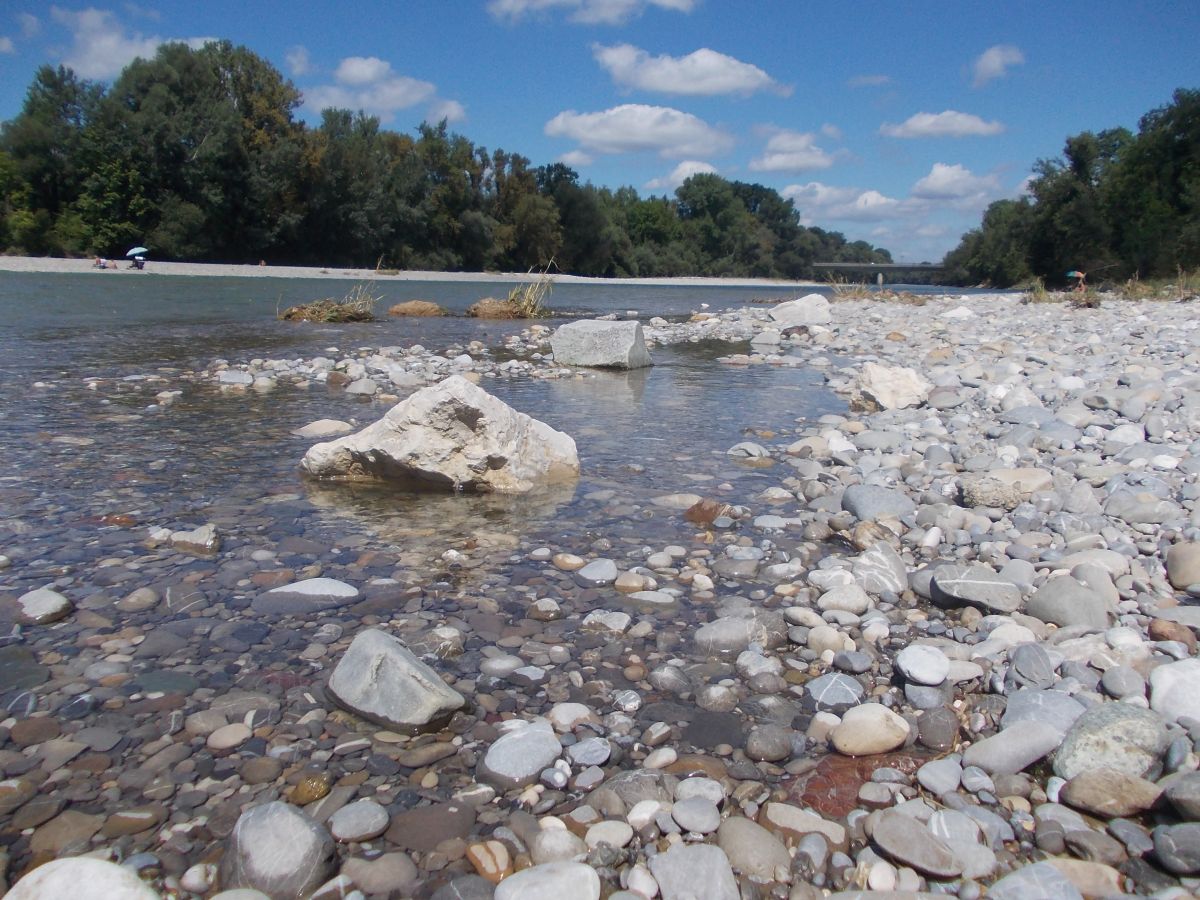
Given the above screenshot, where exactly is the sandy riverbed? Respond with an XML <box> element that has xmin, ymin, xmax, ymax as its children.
<box><xmin>0</xmin><ymin>255</ymin><xmax>822</xmax><ymax>288</ymax></box>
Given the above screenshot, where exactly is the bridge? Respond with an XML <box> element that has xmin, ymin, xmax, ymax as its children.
<box><xmin>812</xmin><ymin>261</ymin><xmax>943</xmax><ymax>284</ymax></box>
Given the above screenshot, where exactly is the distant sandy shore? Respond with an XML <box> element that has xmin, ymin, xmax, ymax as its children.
<box><xmin>0</xmin><ymin>255</ymin><xmax>822</xmax><ymax>289</ymax></box>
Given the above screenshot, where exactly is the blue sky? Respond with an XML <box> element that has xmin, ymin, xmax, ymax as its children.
<box><xmin>1</xmin><ymin>1</ymin><xmax>1197</xmax><ymax>262</ymax></box>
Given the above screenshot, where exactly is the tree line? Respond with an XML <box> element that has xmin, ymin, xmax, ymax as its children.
<box><xmin>0</xmin><ymin>41</ymin><xmax>891</xmax><ymax>278</ymax></box>
<box><xmin>943</xmin><ymin>88</ymin><xmax>1200</xmax><ymax>287</ymax></box>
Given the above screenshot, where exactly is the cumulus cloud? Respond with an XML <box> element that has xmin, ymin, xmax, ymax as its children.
<box><xmin>559</xmin><ymin>149</ymin><xmax>595</xmax><ymax>168</ymax></box>
<box><xmin>972</xmin><ymin>44</ymin><xmax>1024</xmax><ymax>87</ymax></box>
<box><xmin>303</xmin><ymin>54</ymin><xmax>463</xmax><ymax>124</ymax></box>
<box><xmin>427</xmin><ymin>98</ymin><xmax>466</xmax><ymax>124</ymax></box>
<box><xmin>49</xmin><ymin>6</ymin><xmax>213</xmax><ymax>79</ymax></box>
<box><xmin>0</xmin><ymin>36</ymin><xmax>13</xmax><ymax>54</ymax></box>
<box><xmin>880</xmin><ymin>110</ymin><xmax>1004</xmax><ymax>138</ymax></box>
<box><xmin>544</xmin><ymin>103</ymin><xmax>733</xmax><ymax>158</ymax></box>
<box><xmin>749</xmin><ymin>130</ymin><xmax>835</xmax><ymax>173</ymax></box>
<box><xmin>848</xmin><ymin>74</ymin><xmax>890</xmax><ymax>87</ymax></box>
<box><xmin>285</xmin><ymin>45</ymin><xmax>312</xmax><ymax>77</ymax></box>
<box><xmin>910</xmin><ymin>162</ymin><xmax>1000</xmax><ymax>202</ymax></box>
<box><xmin>488</xmin><ymin>0</ymin><xmax>696</xmax><ymax>25</ymax></box>
<box><xmin>335</xmin><ymin>56</ymin><xmax>392</xmax><ymax>85</ymax></box>
<box><xmin>644</xmin><ymin>159</ymin><xmax>717</xmax><ymax>191</ymax></box>
<box><xmin>593</xmin><ymin>43</ymin><xmax>788</xmax><ymax>96</ymax></box>
<box><xmin>783</xmin><ymin>182</ymin><xmax>907</xmax><ymax>223</ymax></box>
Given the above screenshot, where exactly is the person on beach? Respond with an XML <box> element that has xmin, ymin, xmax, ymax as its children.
<box><xmin>1067</xmin><ymin>269</ymin><xmax>1086</xmax><ymax>291</ymax></box>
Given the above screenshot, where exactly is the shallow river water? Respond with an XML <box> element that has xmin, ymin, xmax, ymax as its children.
<box><xmin>0</xmin><ymin>272</ymin><xmax>851</xmax><ymax>625</ymax></box>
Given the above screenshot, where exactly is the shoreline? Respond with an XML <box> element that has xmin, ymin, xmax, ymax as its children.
<box><xmin>0</xmin><ymin>254</ymin><xmax>823</xmax><ymax>288</ymax></box>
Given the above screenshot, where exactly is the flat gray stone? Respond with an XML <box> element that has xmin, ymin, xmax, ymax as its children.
<box><xmin>842</xmin><ymin>484</ymin><xmax>916</xmax><ymax>521</ymax></box>
<box><xmin>985</xmin><ymin>860</ymin><xmax>1084</xmax><ymax>900</ymax></box>
<box><xmin>962</xmin><ymin>720</ymin><xmax>1062</xmax><ymax>775</ymax></box>
<box><xmin>649</xmin><ymin>843</ymin><xmax>739</xmax><ymax>900</ymax></box>
<box><xmin>871</xmin><ymin>809</ymin><xmax>963</xmax><ymax>878</ymax></box>
<box><xmin>253</xmin><ymin>577</ymin><xmax>360</xmax><ymax>615</ymax></box>
<box><xmin>930</xmin><ymin>564</ymin><xmax>1022</xmax><ymax>614</ymax></box>
<box><xmin>1000</xmin><ymin>689</ymin><xmax>1086</xmax><ymax>736</ymax></box>
<box><xmin>478</xmin><ymin>720</ymin><xmax>562</xmax><ymax>789</ymax></box>
<box><xmin>1026</xmin><ymin>576</ymin><xmax>1110</xmax><ymax>629</ymax></box>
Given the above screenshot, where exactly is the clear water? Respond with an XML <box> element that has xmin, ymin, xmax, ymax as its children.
<box><xmin>0</xmin><ymin>271</ymin><xmax>852</xmax><ymax>596</ymax></box>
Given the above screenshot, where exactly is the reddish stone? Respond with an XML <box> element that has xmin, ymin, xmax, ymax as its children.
<box><xmin>783</xmin><ymin>751</ymin><xmax>930</xmax><ymax>819</ymax></box>
<box><xmin>684</xmin><ymin>499</ymin><xmax>734</xmax><ymax>525</ymax></box>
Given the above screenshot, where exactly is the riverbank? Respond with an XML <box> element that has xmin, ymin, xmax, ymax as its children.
<box><xmin>1</xmin><ymin>289</ymin><xmax>1199</xmax><ymax>898</ymax></box>
<box><xmin>0</xmin><ymin>254</ymin><xmax>822</xmax><ymax>288</ymax></box>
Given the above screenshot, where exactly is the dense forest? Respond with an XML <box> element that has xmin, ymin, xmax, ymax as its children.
<box><xmin>943</xmin><ymin>88</ymin><xmax>1200</xmax><ymax>288</ymax></box>
<box><xmin>0</xmin><ymin>41</ymin><xmax>890</xmax><ymax>278</ymax></box>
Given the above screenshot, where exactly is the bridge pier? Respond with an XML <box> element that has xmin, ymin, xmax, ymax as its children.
<box><xmin>877</xmin><ymin>273</ymin><xmax>884</xmax><ymax>287</ymax></box>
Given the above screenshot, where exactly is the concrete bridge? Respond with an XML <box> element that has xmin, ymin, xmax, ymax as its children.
<box><xmin>813</xmin><ymin>261</ymin><xmax>943</xmax><ymax>284</ymax></box>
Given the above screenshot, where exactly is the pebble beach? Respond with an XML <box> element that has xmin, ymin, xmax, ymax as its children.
<box><xmin>2</xmin><ymin>282</ymin><xmax>1200</xmax><ymax>899</ymax></box>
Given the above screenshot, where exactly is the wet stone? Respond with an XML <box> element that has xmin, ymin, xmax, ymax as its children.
<box><xmin>684</xmin><ymin>712</ymin><xmax>744</xmax><ymax>749</ymax></box>
<box><xmin>802</xmin><ymin>673</ymin><xmax>865</xmax><ymax>713</ymax></box>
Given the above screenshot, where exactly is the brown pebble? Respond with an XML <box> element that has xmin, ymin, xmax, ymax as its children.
<box><xmin>1149</xmin><ymin>618</ymin><xmax>1197</xmax><ymax>652</ymax></box>
<box><xmin>10</xmin><ymin>718</ymin><xmax>61</xmax><ymax>748</ymax></box>
<box><xmin>240</xmin><ymin>757</ymin><xmax>283</xmax><ymax>785</ymax></box>
<box><xmin>291</xmin><ymin>772</ymin><xmax>333</xmax><ymax>805</ymax></box>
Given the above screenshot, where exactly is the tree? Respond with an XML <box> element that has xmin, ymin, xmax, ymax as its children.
<box><xmin>0</xmin><ymin>65</ymin><xmax>102</xmax><ymax>252</ymax></box>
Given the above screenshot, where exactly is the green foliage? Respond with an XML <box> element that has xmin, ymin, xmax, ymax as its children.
<box><xmin>0</xmin><ymin>46</ymin><xmax>892</xmax><ymax>274</ymax></box>
<box><xmin>944</xmin><ymin>89</ymin><xmax>1200</xmax><ymax>287</ymax></box>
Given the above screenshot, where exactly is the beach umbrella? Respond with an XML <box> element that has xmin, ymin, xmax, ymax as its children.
<box><xmin>126</xmin><ymin>246</ymin><xmax>149</xmax><ymax>257</ymax></box>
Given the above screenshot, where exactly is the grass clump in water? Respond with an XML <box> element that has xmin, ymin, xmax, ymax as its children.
<box><xmin>280</xmin><ymin>281</ymin><xmax>382</xmax><ymax>323</ymax></box>
<box><xmin>507</xmin><ymin>262</ymin><xmax>555</xmax><ymax>318</ymax></box>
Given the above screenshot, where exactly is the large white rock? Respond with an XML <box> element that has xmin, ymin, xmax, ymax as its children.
<box><xmin>301</xmin><ymin>375</ymin><xmax>578</xmax><ymax>493</ymax></box>
<box><xmin>831</xmin><ymin>703</ymin><xmax>910</xmax><ymax>756</ymax></box>
<box><xmin>549</xmin><ymin>319</ymin><xmax>653</xmax><ymax>369</ymax></box>
<box><xmin>853</xmin><ymin>362</ymin><xmax>932</xmax><ymax>411</ymax></box>
<box><xmin>218</xmin><ymin>801</ymin><xmax>335</xmax><ymax>898</ymax></box>
<box><xmin>7</xmin><ymin>857</ymin><xmax>160</xmax><ymax>900</ymax></box>
<box><xmin>328</xmin><ymin>628</ymin><xmax>465</xmax><ymax>733</ymax></box>
<box><xmin>769</xmin><ymin>293</ymin><xmax>831</xmax><ymax>327</ymax></box>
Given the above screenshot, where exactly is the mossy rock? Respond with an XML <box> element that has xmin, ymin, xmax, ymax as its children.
<box><xmin>388</xmin><ymin>300</ymin><xmax>446</xmax><ymax>317</ymax></box>
<box><xmin>280</xmin><ymin>302</ymin><xmax>374</xmax><ymax>323</ymax></box>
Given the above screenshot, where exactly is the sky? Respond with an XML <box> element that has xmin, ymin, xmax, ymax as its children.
<box><xmin>0</xmin><ymin>1</ymin><xmax>1197</xmax><ymax>262</ymax></box>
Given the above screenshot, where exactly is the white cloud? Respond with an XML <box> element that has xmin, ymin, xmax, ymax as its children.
<box><xmin>427</xmin><ymin>98</ymin><xmax>466</xmax><ymax>124</ymax></box>
<box><xmin>0</xmin><ymin>36</ymin><xmax>13</xmax><ymax>54</ymax></box>
<box><xmin>49</xmin><ymin>6</ymin><xmax>212</xmax><ymax>79</ymax></box>
<box><xmin>285</xmin><ymin>45</ymin><xmax>312</xmax><ymax>77</ymax></box>
<box><xmin>593</xmin><ymin>43</ymin><xmax>788</xmax><ymax>96</ymax></box>
<box><xmin>644</xmin><ymin>159</ymin><xmax>717</xmax><ymax>191</ymax></box>
<box><xmin>18</xmin><ymin>12</ymin><xmax>40</xmax><ymax>38</ymax></box>
<box><xmin>335</xmin><ymin>56</ymin><xmax>392</xmax><ymax>86</ymax></box>
<box><xmin>848</xmin><ymin>74</ymin><xmax>890</xmax><ymax>87</ymax></box>
<box><xmin>783</xmin><ymin>182</ymin><xmax>907</xmax><ymax>223</ymax></box>
<box><xmin>972</xmin><ymin>44</ymin><xmax>1024</xmax><ymax>87</ymax></box>
<box><xmin>544</xmin><ymin>103</ymin><xmax>733</xmax><ymax>158</ymax></box>
<box><xmin>303</xmin><ymin>54</ymin><xmax>461</xmax><ymax>123</ymax></box>
<box><xmin>750</xmin><ymin>130</ymin><xmax>835</xmax><ymax>173</ymax></box>
<box><xmin>488</xmin><ymin>0</ymin><xmax>696</xmax><ymax>25</ymax></box>
<box><xmin>820</xmin><ymin>123</ymin><xmax>842</xmax><ymax>141</ymax></box>
<box><xmin>880</xmin><ymin>110</ymin><xmax>1004</xmax><ymax>138</ymax></box>
<box><xmin>910</xmin><ymin>162</ymin><xmax>1000</xmax><ymax>202</ymax></box>
<box><xmin>559</xmin><ymin>149</ymin><xmax>595</xmax><ymax>168</ymax></box>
